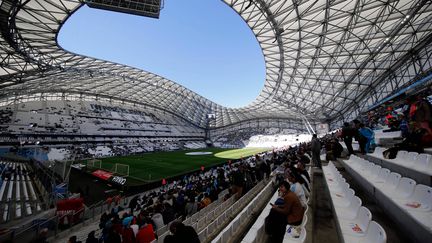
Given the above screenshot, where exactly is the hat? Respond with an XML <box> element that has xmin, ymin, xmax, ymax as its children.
<box><xmin>122</xmin><ymin>216</ymin><xmax>133</xmax><ymax>226</ymax></box>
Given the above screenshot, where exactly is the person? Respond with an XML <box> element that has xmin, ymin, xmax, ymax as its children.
<box><xmin>164</xmin><ymin>221</ymin><xmax>200</xmax><ymax>243</ymax></box>
<box><xmin>105</xmin><ymin>226</ymin><xmax>121</xmax><ymax>243</ymax></box>
<box><xmin>200</xmin><ymin>193</ymin><xmax>212</xmax><ymax>208</ymax></box>
<box><xmin>230</xmin><ymin>165</ymin><xmax>245</xmax><ymax>200</ymax></box>
<box><xmin>30</xmin><ymin>228</ymin><xmax>49</xmax><ymax>243</ymax></box>
<box><xmin>285</xmin><ymin>170</ymin><xmax>308</xmax><ymax>208</ymax></box>
<box><xmin>85</xmin><ymin>231</ymin><xmax>99</xmax><ymax>243</ymax></box>
<box><xmin>185</xmin><ymin>196</ymin><xmax>198</xmax><ymax>217</ymax></box>
<box><xmin>136</xmin><ymin>218</ymin><xmax>156</xmax><ymax>243</ymax></box>
<box><xmin>341</xmin><ymin>122</ymin><xmax>356</xmax><ymax>155</ymax></box>
<box><xmin>353</xmin><ymin>120</ymin><xmax>367</xmax><ymax>154</ymax></box>
<box><xmin>68</xmin><ymin>236</ymin><xmax>81</xmax><ymax>243</ymax></box>
<box><xmin>399</xmin><ymin>114</ymin><xmax>409</xmax><ymax>138</ymax></box>
<box><xmin>411</xmin><ymin>95</ymin><xmax>432</xmax><ymax>135</ymax></box>
<box><xmin>122</xmin><ymin>217</ymin><xmax>136</xmax><ymax>243</ymax></box>
<box><xmin>310</xmin><ymin>134</ymin><xmax>321</xmax><ymax>168</ymax></box>
<box><xmin>295</xmin><ymin>162</ymin><xmax>310</xmax><ymax>187</ymax></box>
<box><xmin>359</xmin><ymin>123</ymin><xmax>375</xmax><ymax>153</ymax></box>
<box><xmin>266</xmin><ymin>181</ymin><xmax>304</xmax><ymax>243</ymax></box>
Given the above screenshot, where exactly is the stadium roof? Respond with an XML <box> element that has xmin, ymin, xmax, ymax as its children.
<box><xmin>0</xmin><ymin>0</ymin><xmax>431</xmax><ymax>128</ymax></box>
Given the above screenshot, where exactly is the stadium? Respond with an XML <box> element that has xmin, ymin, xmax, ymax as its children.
<box><xmin>0</xmin><ymin>0</ymin><xmax>431</xmax><ymax>243</ymax></box>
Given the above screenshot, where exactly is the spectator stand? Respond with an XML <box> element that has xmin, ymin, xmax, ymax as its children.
<box><xmin>209</xmin><ymin>178</ymin><xmax>271</xmax><ymax>243</ymax></box>
<box><xmin>241</xmin><ymin>168</ymin><xmax>313</xmax><ymax>243</ymax></box>
<box><xmin>340</xmin><ymin>155</ymin><xmax>431</xmax><ymax>243</ymax></box>
<box><xmin>322</xmin><ymin>161</ymin><xmax>387</xmax><ymax>243</ymax></box>
<box><xmin>366</xmin><ymin>147</ymin><xmax>432</xmax><ymax>186</ymax></box>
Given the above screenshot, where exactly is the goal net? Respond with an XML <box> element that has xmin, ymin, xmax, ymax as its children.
<box><xmin>114</xmin><ymin>163</ymin><xmax>130</xmax><ymax>177</ymax></box>
<box><xmin>87</xmin><ymin>159</ymin><xmax>102</xmax><ymax>169</ymax></box>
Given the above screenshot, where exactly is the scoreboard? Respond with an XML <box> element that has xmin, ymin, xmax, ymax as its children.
<box><xmin>85</xmin><ymin>0</ymin><xmax>163</xmax><ymax>19</ymax></box>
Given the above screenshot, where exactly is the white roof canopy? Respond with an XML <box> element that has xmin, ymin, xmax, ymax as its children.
<box><xmin>1</xmin><ymin>0</ymin><xmax>432</xmax><ymax>128</ymax></box>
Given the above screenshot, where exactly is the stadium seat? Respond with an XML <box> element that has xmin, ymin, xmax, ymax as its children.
<box><xmin>282</xmin><ymin>219</ymin><xmax>307</xmax><ymax>242</ymax></box>
<box><xmin>208</xmin><ymin>220</ymin><xmax>217</xmax><ymax>235</ymax></box>
<box><xmin>371</xmin><ymin>168</ymin><xmax>390</xmax><ymax>185</ymax></box>
<box><xmin>414</xmin><ymin>154</ymin><xmax>432</xmax><ymax>172</ymax></box>
<box><xmin>332</xmin><ymin>188</ymin><xmax>355</xmax><ymax>207</ymax></box>
<box><xmin>343</xmin><ymin>220</ymin><xmax>387</xmax><ymax>243</ymax></box>
<box><xmin>375</xmin><ymin>172</ymin><xmax>401</xmax><ymax>192</ymax></box>
<box><xmin>221</xmin><ymin>227</ymin><xmax>231</xmax><ymax>242</ymax></box>
<box><xmin>329</xmin><ymin>181</ymin><xmax>350</xmax><ymax>194</ymax></box>
<box><xmin>371</xmin><ymin>147</ymin><xmax>386</xmax><ymax>159</ymax></box>
<box><xmin>0</xmin><ymin>180</ymin><xmax>7</xmax><ymax>201</ymax></box>
<box><xmin>395</xmin><ymin>150</ymin><xmax>408</xmax><ymax>162</ymax></box>
<box><xmin>364</xmin><ymin>221</ymin><xmax>387</xmax><ymax>243</ymax></box>
<box><xmin>339</xmin><ymin>206</ymin><xmax>371</xmax><ymax>237</ymax></box>
<box><xmin>364</xmin><ymin>165</ymin><xmax>382</xmax><ymax>181</ymax></box>
<box><xmin>395</xmin><ymin>184</ymin><xmax>432</xmax><ymax>212</ymax></box>
<box><xmin>157</xmin><ymin>231</ymin><xmax>169</xmax><ymax>243</ymax></box>
<box><xmin>335</xmin><ymin>196</ymin><xmax>362</xmax><ymax>221</ymax></box>
<box><xmin>385</xmin><ymin>177</ymin><xmax>416</xmax><ymax>200</ymax></box>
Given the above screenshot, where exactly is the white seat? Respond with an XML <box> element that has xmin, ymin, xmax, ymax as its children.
<box><xmin>282</xmin><ymin>226</ymin><xmax>306</xmax><ymax>242</ymax></box>
<box><xmin>398</xmin><ymin>152</ymin><xmax>418</xmax><ymax>167</ymax></box>
<box><xmin>358</xmin><ymin>163</ymin><xmax>377</xmax><ymax>176</ymax></box>
<box><xmin>332</xmin><ymin>188</ymin><xmax>355</xmax><ymax>207</ymax></box>
<box><xmin>395</xmin><ymin>184</ymin><xmax>432</xmax><ymax>212</ymax></box>
<box><xmin>339</xmin><ymin>206</ymin><xmax>371</xmax><ymax>237</ymax></box>
<box><xmin>157</xmin><ymin>231</ymin><xmax>169</xmax><ymax>243</ymax></box>
<box><xmin>197</xmin><ymin>217</ymin><xmax>206</xmax><ymax>231</ymax></box>
<box><xmin>335</xmin><ymin>196</ymin><xmax>362</xmax><ymax>220</ymax></box>
<box><xmin>221</xmin><ymin>227</ymin><xmax>231</xmax><ymax>242</ymax></box>
<box><xmin>329</xmin><ymin>181</ymin><xmax>349</xmax><ymax>193</ymax></box>
<box><xmin>371</xmin><ymin>168</ymin><xmax>390</xmax><ymax>186</ymax></box>
<box><xmin>394</xmin><ymin>150</ymin><xmax>408</xmax><ymax>162</ymax></box>
<box><xmin>372</xmin><ymin>147</ymin><xmax>386</xmax><ymax>159</ymax></box>
<box><xmin>364</xmin><ymin>221</ymin><xmax>386</xmax><ymax>243</ymax></box>
<box><xmin>385</xmin><ymin>177</ymin><xmax>416</xmax><ymax>200</ymax></box>
<box><xmin>343</xmin><ymin>221</ymin><xmax>386</xmax><ymax>243</ymax></box>
<box><xmin>375</xmin><ymin>172</ymin><xmax>401</xmax><ymax>192</ymax></box>
<box><xmin>198</xmin><ymin>228</ymin><xmax>207</xmax><ymax>243</ymax></box>
<box><xmin>364</xmin><ymin>165</ymin><xmax>381</xmax><ymax>181</ymax></box>
<box><xmin>414</xmin><ymin>154</ymin><xmax>432</xmax><ymax>173</ymax></box>
<box><xmin>231</xmin><ymin>217</ymin><xmax>240</xmax><ymax>234</ymax></box>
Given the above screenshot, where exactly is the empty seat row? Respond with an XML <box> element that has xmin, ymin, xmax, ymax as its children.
<box><xmin>203</xmin><ymin>179</ymin><xmax>268</xmax><ymax>243</ymax></box>
<box><xmin>322</xmin><ymin>162</ymin><xmax>386</xmax><ymax>243</ymax></box>
<box><xmin>371</xmin><ymin>147</ymin><xmax>432</xmax><ymax>176</ymax></box>
<box><xmin>157</xmin><ymin>190</ymin><xmax>236</xmax><ymax>242</ymax></box>
<box><xmin>212</xmin><ymin>180</ymin><xmax>275</xmax><ymax>243</ymax></box>
<box><xmin>343</xmin><ymin>156</ymin><xmax>432</xmax><ymax>234</ymax></box>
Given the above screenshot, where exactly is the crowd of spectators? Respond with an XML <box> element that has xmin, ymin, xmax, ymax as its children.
<box><xmin>264</xmin><ymin>143</ymin><xmax>312</xmax><ymax>243</ymax></box>
<box><xmin>83</xmin><ymin>149</ymin><xmax>276</xmax><ymax>243</ymax></box>
<box><xmin>337</xmin><ymin>93</ymin><xmax>432</xmax><ymax>156</ymax></box>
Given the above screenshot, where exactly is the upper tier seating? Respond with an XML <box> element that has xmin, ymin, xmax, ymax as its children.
<box><xmin>0</xmin><ymin>162</ymin><xmax>42</xmax><ymax>223</ymax></box>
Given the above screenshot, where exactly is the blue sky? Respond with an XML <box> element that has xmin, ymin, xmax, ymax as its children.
<box><xmin>58</xmin><ymin>0</ymin><xmax>265</xmax><ymax>108</ymax></box>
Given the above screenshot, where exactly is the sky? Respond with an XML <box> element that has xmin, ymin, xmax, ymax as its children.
<box><xmin>58</xmin><ymin>0</ymin><xmax>265</xmax><ymax>108</ymax></box>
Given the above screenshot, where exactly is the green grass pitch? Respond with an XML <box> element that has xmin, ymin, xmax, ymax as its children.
<box><xmin>95</xmin><ymin>147</ymin><xmax>270</xmax><ymax>184</ymax></box>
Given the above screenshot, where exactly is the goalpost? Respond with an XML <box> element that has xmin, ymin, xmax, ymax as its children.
<box><xmin>87</xmin><ymin>159</ymin><xmax>102</xmax><ymax>169</ymax></box>
<box><xmin>114</xmin><ymin>163</ymin><xmax>130</xmax><ymax>177</ymax></box>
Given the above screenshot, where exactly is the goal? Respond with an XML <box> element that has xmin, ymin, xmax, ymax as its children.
<box><xmin>114</xmin><ymin>163</ymin><xmax>130</xmax><ymax>177</ymax></box>
<box><xmin>87</xmin><ymin>159</ymin><xmax>102</xmax><ymax>169</ymax></box>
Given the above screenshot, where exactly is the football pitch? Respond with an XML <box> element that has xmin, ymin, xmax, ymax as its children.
<box><xmin>92</xmin><ymin>147</ymin><xmax>270</xmax><ymax>185</ymax></box>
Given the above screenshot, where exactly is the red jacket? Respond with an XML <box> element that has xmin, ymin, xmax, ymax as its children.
<box><xmin>136</xmin><ymin>224</ymin><xmax>155</xmax><ymax>243</ymax></box>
